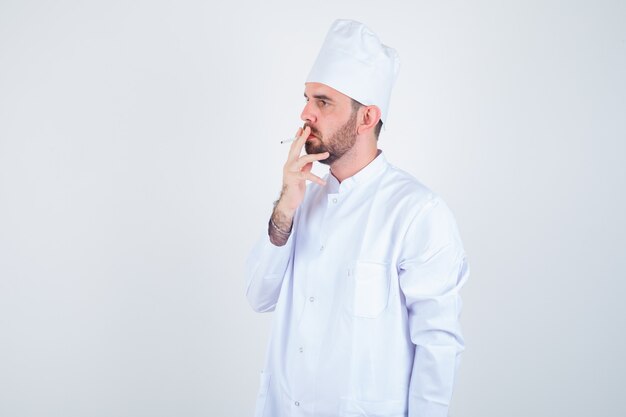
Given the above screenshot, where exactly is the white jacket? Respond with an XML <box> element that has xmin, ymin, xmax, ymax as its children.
<box><xmin>246</xmin><ymin>153</ymin><xmax>469</xmax><ymax>417</ymax></box>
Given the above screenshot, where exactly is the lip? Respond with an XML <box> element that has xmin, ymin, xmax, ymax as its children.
<box><xmin>304</xmin><ymin>125</ymin><xmax>318</xmax><ymax>138</ymax></box>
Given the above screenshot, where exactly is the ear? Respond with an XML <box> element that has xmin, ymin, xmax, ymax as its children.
<box><xmin>357</xmin><ymin>105</ymin><xmax>382</xmax><ymax>136</ymax></box>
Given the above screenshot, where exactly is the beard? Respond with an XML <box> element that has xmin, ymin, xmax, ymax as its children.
<box><xmin>305</xmin><ymin>110</ymin><xmax>358</xmax><ymax>165</ymax></box>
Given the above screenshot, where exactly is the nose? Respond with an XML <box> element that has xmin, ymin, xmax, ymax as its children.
<box><xmin>300</xmin><ymin>101</ymin><xmax>317</xmax><ymax>124</ymax></box>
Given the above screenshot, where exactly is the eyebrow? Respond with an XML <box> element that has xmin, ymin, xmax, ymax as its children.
<box><xmin>304</xmin><ymin>93</ymin><xmax>334</xmax><ymax>102</ymax></box>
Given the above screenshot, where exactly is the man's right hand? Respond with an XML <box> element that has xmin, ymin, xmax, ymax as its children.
<box><xmin>269</xmin><ymin>126</ymin><xmax>329</xmax><ymax>245</ymax></box>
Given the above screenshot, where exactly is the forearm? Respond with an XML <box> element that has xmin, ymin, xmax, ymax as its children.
<box><xmin>268</xmin><ymin>200</ymin><xmax>295</xmax><ymax>246</ymax></box>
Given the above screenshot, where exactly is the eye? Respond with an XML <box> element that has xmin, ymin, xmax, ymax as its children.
<box><xmin>317</xmin><ymin>99</ymin><xmax>327</xmax><ymax>108</ymax></box>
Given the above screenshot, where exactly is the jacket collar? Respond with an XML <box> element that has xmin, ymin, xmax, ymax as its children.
<box><xmin>327</xmin><ymin>150</ymin><xmax>387</xmax><ymax>194</ymax></box>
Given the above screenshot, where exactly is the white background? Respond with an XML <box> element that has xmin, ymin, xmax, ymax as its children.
<box><xmin>1</xmin><ymin>1</ymin><xmax>625</xmax><ymax>416</ymax></box>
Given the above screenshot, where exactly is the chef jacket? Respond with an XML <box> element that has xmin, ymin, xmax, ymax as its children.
<box><xmin>245</xmin><ymin>152</ymin><xmax>469</xmax><ymax>417</ymax></box>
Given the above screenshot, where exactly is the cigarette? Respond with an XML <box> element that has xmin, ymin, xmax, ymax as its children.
<box><xmin>281</xmin><ymin>137</ymin><xmax>297</xmax><ymax>144</ymax></box>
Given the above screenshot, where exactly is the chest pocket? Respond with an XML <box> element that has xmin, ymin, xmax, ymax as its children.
<box><xmin>349</xmin><ymin>261</ymin><xmax>391</xmax><ymax>318</ymax></box>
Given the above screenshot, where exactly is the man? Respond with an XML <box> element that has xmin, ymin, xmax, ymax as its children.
<box><xmin>245</xmin><ymin>19</ymin><xmax>469</xmax><ymax>417</ymax></box>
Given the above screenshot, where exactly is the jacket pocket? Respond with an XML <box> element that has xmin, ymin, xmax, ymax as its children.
<box><xmin>349</xmin><ymin>261</ymin><xmax>390</xmax><ymax>318</ymax></box>
<box><xmin>253</xmin><ymin>371</ymin><xmax>271</xmax><ymax>417</ymax></box>
<box><xmin>340</xmin><ymin>397</ymin><xmax>406</xmax><ymax>417</ymax></box>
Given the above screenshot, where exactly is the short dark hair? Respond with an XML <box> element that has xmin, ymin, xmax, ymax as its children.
<box><xmin>351</xmin><ymin>99</ymin><xmax>383</xmax><ymax>140</ymax></box>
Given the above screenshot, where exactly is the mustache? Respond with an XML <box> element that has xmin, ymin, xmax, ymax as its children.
<box><xmin>303</xmin><ymin>123</ymin><xmax>322</xmax><ymax>138</ymax></box>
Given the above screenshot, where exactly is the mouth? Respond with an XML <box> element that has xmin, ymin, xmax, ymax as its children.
<box><xmin>304</xmin><ymin>125</ymin><xmax>320</xmax><ymax>141</ymax></box>
<box><xmin>306</xmin><ymin>129</ymin><xmax>320</xmax><ymax>139</ymax></box>
<box><xmin>305</xmin><ymin>133</ymin><xmax>318</xmax><ymax>142</ymax></box>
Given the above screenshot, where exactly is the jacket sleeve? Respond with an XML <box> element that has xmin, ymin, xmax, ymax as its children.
<box><xmin>244</xmin><ymin>229</ymin><xmax>295</xmax><ymax>313</ymax></box>
<box><xmin>398</xmin><ymin>196</ymin><xmax>469</xmax><ymax>417</ymax></box>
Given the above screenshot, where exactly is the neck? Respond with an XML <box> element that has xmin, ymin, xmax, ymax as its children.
<box><xmin>330</xmin><ymin>146</ymin><xmax>380</xmax><ymax>183</ymax></box>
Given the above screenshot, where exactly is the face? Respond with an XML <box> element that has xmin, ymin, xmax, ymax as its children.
<box><xmin>301</xmin><ymin>82</ymin><xmax>358</xmax><ymax>165</ymax></box>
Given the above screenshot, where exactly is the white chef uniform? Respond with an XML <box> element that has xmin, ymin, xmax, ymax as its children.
<box><xmin>245</xmin><ymin>151</ymin><xmax>469</xmax><ymax>417</ymax></box>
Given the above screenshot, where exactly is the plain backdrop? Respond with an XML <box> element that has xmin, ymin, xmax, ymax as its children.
<box><xmin>1</xmin><ymin>1</ymin><xmax>625</xmax><ymax>416</ymax></box>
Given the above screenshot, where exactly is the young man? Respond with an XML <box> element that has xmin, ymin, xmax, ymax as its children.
<box><xmin>245</xmin><ymin>19</ymin><xmax>469</xmax><ymax>417</ymax></box>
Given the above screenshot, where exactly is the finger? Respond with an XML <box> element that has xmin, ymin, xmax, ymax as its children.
<box><xmin>302</xmin><ymin>162</ymin><xmax>313</xmax><ymax>174</ymax></box>
<box><xmin>287</xmin><ymin>127</ymin><xmax>303</xmax><ymax>160</ymax></box>
<box><xmin>288</xmin><ymin>125</ymin><xmax>310</xmax><ymax>160</ymax></box>
<box><xmin>293</xmin><ymin>151</ymin><xmax>329</xmax><ymax>170</ymax></box>
<box><xmin>305</xmin><ymin>172</ymin><xmax>326</xmax><ymax>186</ymax></box>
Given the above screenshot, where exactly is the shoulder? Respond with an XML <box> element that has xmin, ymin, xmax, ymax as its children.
<box><xmin>381</xmin><ymin>162</ymin><xmax>460</xmax><ymax>229</ymax></box>
<box><xmin>381</xmin><ymin>163</ymin><xmax>437</xmax><ymax>208</ymax></box>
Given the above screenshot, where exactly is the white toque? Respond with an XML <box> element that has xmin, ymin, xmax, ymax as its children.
<box><xmin>306</xmin><ymin>19</ymin><xmax>400</xmax><ymax>125</ymax></box>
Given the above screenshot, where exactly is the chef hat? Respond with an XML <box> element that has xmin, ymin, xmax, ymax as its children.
<box><xmin>306</xmin><ymin>19</ymin><xmax>400</xmax><ymax>125</ymax></box>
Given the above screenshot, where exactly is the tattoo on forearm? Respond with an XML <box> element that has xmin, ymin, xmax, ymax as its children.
<box><xmin>268</xmin><ymin>206</ymin><xmax>293</xmax><ymax>247</ymax></box>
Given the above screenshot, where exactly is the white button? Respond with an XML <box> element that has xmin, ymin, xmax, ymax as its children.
<box><xmin>332</xmin><ymin>198</ymin><xmax>337</xmax><ymax>203</ymax></box>
<box><xmin>299</xmin><ymin>347</ymin><xmax>304</xmax><ymax>353</ymax></box>
<box><xmin>295</xmin><ymin>401</ymin><xmax>300</xmax><ymax>407</ymax></box>
<box><xmin>320</xmin><ymin>245</ymin><xmax>324</xmax><ymax>251</ymax></box>
<box><xmin>309</xmin><ymin>297</ymin><xmax>315</xmax><ymax>302</ymax></box>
